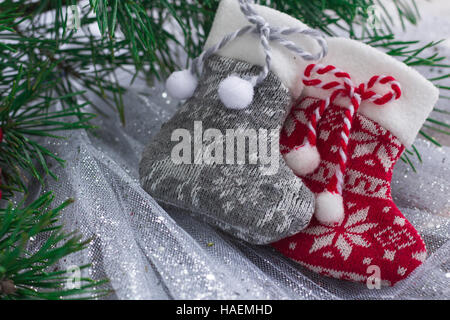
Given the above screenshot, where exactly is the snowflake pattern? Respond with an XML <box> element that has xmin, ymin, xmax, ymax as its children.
<box><xmin>350</xmin><ymin>117</ymin><xmax>402</xmax><ymax>173</ymax></box>
<box><xmin>275</xmin><ymin>96</ymin><xmax>427</xmax><ymax>285</ymax></box>
<box><xmin>302</xmin><ymin>207</ymin><xmax>377</xmax><ymax>260</ymax></box>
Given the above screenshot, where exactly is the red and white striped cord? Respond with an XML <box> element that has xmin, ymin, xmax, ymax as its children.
<box><xmin>297</xmin><ymin>63</ymin><xmax>401</xmax><ymax>224</ymax></box>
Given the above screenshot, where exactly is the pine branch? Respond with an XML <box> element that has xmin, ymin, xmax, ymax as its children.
<box><xmin>0</xmin><ymin>2</ymin><xmax>105</xmax><ymax>300</ymax></box>
<box><xmin>0</xmin><ymin>59</ymin><xmax>96</xmax><ymax>199</ymax></box>
<box><xmin>0</xmin><ymin>192</ymin><xmax>108</xmax><ymax>300</ymax></box>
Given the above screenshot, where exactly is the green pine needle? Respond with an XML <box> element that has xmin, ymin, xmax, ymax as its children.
<box><xmin>0</xmin><ymin>193</ymin><xmax>109</xmax><ymax>300</ymax></box>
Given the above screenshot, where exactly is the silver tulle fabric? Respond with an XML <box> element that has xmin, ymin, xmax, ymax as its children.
<box><xmin>24</xmin><ymin>71</ymin><xmax>450</xmax><ymax>299</ymax></box>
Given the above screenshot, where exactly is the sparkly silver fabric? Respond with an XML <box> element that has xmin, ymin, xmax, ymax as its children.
<box><xmin>140</xmin><ymin>55</ymin><xmax>314</xmax><ymax>244</ymax></box>
<box><xmin>24</xmin><ymin>72</ymin><xmax>450</xmax><ymax>299</ymax></box>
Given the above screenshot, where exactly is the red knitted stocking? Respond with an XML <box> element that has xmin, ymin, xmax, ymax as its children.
<box><xmin>273</xmin><ymin>64</ymin><xmax>427</xmax><ymax>286</ymax></box>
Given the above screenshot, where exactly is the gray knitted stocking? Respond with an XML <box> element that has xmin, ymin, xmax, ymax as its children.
<box><xmin>139</xmin><ymin>55</ymin><xmax>315</xmax><ymax>244</ymax></box>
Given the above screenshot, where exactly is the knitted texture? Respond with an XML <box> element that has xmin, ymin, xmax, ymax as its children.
<box><xmin>190</xmin><ymin>0</ymin><xmax>327</xmax><ymax>87</ymax></box>
<box><xmin>301</xmin><ymin>64</ymin><xmax>401</xmax><ymax>196</ymax></box>
<box><xmin>139</xmin><ymin>55</ymin><xmax>315</xmax><ymax>245</ymax></box>
<box><xmin>273</xmin><ymin>96</ymin><xmax>427</xmax><ymax>285</ymax></box>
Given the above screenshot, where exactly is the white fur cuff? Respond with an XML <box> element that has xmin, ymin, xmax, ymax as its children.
<box><xmin>204</xmin><ymin>0</ymin><xmax>322</xmax><ymax>99</ymax></box>
<box><xmin>302</xmin><ymin>37</ymin><xmax>439</xmax><ymax>147</ymax></box>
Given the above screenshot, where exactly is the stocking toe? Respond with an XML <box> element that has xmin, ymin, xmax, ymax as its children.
<box><xmin>272</xmin><ymin>209</ymin><xmax>426</xmax><ymax>286</ymax></box>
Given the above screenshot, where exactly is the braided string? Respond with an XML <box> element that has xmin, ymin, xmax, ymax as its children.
<box><xmin>190</xmin><ymin>0</ymin><xmax>327</xmax><ymax>86</ymax></box>
<box><xmin>238</xmin><ymin>0</ymin><xmax>272</xmax><ymax>86</ymax></box>
<box><xmin>301</xmin><ymin>63</ymin><xmax>401</xmax><ymax>195</ymax></box>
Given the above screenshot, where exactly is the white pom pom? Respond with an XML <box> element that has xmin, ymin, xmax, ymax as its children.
<box><xmin>165</xmin><ymin>70</ymin><xmax>198</xmax><ymax>100</ymax></box>
<box><xmin>284</xmin><ymin>144</ymin><xmax>321</xmax><ymax>176</ymax></box>
<box><xmin>218</xmin><ymin>75</ymin><xmax>254</xmax><ymax>110</ymax></box>
<box><xmin>315</xmin><ymin>191</ymin><xmax>345</xmax><ymax>225</ymax></box>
